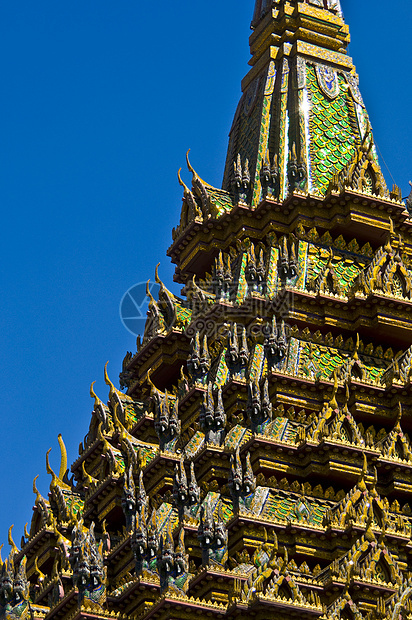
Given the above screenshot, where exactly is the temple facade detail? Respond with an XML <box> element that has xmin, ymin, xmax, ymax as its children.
<box><xmin>2</xmin><ymin>2</ymin><xmax>412</xmax><ymax>620</ymax></box>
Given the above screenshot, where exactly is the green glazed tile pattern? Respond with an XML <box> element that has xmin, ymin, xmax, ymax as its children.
<box><xmin>307</xmin><ymin>65</ymin><xmax>358</xmax><ymax>194</ymax></box>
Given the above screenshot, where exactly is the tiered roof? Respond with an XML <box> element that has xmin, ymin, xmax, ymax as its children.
<box><xmin>2</xmin><ymin>2</ymin><xmax>412</xmax><ymax>620</ymax></box>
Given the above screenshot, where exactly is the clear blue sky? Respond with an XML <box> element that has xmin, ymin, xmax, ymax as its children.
<box><xmin>0</xmin><ymin>1</ymin><xmax>411</xmax><ymax>552</ymax></box>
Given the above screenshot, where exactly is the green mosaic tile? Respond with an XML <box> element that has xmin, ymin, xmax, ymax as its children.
<box><xmin>225</xmin><ymin>425</ymin><xmax>252</xmax><ymax>451</ymax></box>
<box><xmin>249</xmin><ymin>344</ymin><xmax>266</xmax><ymax>382</ymax></box>
<box><xmin>65</xmin><ymin>495</ymin><xmax>84</xmax><ymax>516</ymax></box>
<box><xmin>175</xmin><ymin>302</ymin><xmax>192</xmax><ymax>329</ymax></box>
<box><xmin>236</xmin><ymin>253</ymin><xmax>248</xmax><ymax>305</ymax></box>
<box><xmin>214</xmin><ymin>351</ymin><xmax>229</xmax><ymax>389</ymax></box>
<box><xmin>305</xmin><ymin>244</ymin><xmax>366</xmax><ymax>294</ymax></box>
<box><xmin>208</xmin><ymin>187</ymin><xmax>233</xmax><ymax>215</ymax></box>
<box><xmin>307</xmin><ymin>65</ymin><xmax>358</xmax><ymax>194</ymax></box>
<box><xmin>266</xmin><ymin>247</ymin><xmax>279</xmax><ymax>297</ymax></box>
<box><xmin>123</xmin><ymin>401</ymin><xmax>145</xmax><ymax>426</ymax></box>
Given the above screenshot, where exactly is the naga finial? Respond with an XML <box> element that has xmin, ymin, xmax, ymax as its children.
<box><xmin>112</xmin><ymin>402</ymin><xmax>125</xmax><ymax>439</ymax></box>
<box><xmin>154</xmin><ymin>263</ymin><xmax>161</xmax><ymax>285</ymax></box>
<box><xmin>101</xmin><ymin>518</ymin><xmax>107</xmax><ymax>535</ymax></box>
<box><xmin>33</xmin><ymin>475</ymin><xmax>42</xmax><ymax>504</ymax></box>
<box><xmin>177</xmin><ymin>168</ymin><xmax>187</xmax><ymax>189</ymax></box>
<box><xmin>46</xmin><ymin>440</ymin><xmax>70</xmax><ymax>491</ymax></box>
<box><xmin>146</xmin><ymin>370</ymin><xmax>157</xmax><ymax>396</ymax></box>
<box><xmin>81</xmin><ymin>461</ymin><xmax>97</xmax><ymax>487</ymax></box>
<box><xmin>90</xmin><ymin>381</ymin><xmax>102</xmax><ymax>407</ymax></box>
<box><xmin>177</xmin><ymin>167</ymin><xmax>188</xmax><ymax>191</ymax></box>
<box><xmin>34</xmin><ymin>557</ymin><xmax>45</xmax><ymax>584</ymax></box>
<box><xmin>46</xmin><ymin>446</ymin><xmax>71</xmax><ymax>490</ymax></box>
<box><xmin>186</xmin><ymin>149</ymin><xmax>195</xmax><ymax>175</ymax></box>
<box><xmin>46</xmin><ymin>448</ymin><xmax>57</xmax><ymax>488</ymax></box>
<box><xmin>96</xmin><ymin>421</ymin><xmax>107</xmax><ymax>445</ymax></box>
<box><xmin>104</xmin><ymin>361</ymin><xmax>116</xmax><ymax>398</ymax></box>
<box><xmin>146</xmin><ymin>280</ymin><xmax>159</xmax><ymax>313</ymax></box>
<box><xmin>0</xmin><ymin>544</ymin><xmax>3</xmax><ymax>568</ymax></box>
<box><xmin>8</xmin><ymin>525</ymin><xmax>19</xmax><ymax>557</ymax></box>
<box><xmin>58</xmin><ymin>434</ymin><xmax>68</xmax><ymax>482</ymax></box>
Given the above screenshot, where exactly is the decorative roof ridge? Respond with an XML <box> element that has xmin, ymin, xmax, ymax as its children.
<box><xmin>256</xmin><ymin>591</ymin><xmax>323</xmax><ymax>610</ymax></box>
<box><xmin>20</xmin><ymin>524</ymin><xmax>55</xmax><ymax>556</ymax></box>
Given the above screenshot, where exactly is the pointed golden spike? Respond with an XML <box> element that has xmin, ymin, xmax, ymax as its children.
<box><xmin>329</xmin><ymin>370</ymin><xmax>339</xmax><ymax>409</ymax></box>
<box><xmin>47</xmin><ymin>442</ymin><xmax>71</xmax><ymax>491</ymax></box>
<box><xmin>81</xmin><ymin>461</ymin><xmax>97</xmax><ymax>486</ymax></box>
<box><xmin>281</xmin><ymin>546</ymin><xmax>288</xmax><ymax>574</ymax></box>
<box><xmin>46</xmin><ymin>448</ymin><xmax>59</xmax><ymax>488</ymax></box>
<box><xmin>358</xmin><ymin>453</ymin><xmax>368</xmax><ymax>492</ymax></box>
<box><xmin>0</xmin><ymin>544</ymin><xmax>3</xmax><ymax>567</ymax></box>
<box><xmin>8</xmin><ymin>525</ymin><xmax>18</xmax><ymax>556</ymax></box>
<box><xmin>344</xmin><ymin>379</ymin><xmax>350</xmax><ymax>406</ymax></box>
<box><xmin>34</xmin><ymin>557</ymin><xmax>45</xmax><ymax>583</ymax></box>
<box><xmin>186</xmin><ymin>149</ymin><xmax>203</xmax><ymax>183</ymax></box>
<box><xmin>146</xmin><ymin>370</ymin><xmax>156</xmax><ymax>394</ymax></box>
<box><xmin>24</xmin><ymin>523</ymin><xmax>29</xmax><ymax>539</ymax></box>
<box><xmin>145</xmin><ymin>280</ymin><xmax>157</xmax><ymax>309</ymax></box>
<box><xmin>112</xmin><ymin>402</ymin><xmax>125</xmax><ymax>438</ymax></box>
<box><xmin>96</xmin><ymin>420</ymin><xmax>104</xmax><ymax>442</ymax></box>
<box><xmin>33</xmin><ymin>475</ymin><xmax>41</xmax><ymax>504</ymax></box>
<box><xmin>395</xmin><ymin>402</ymin><xmax>403</xmax><ymax>430</ymax></box>
<box><xmin>186</xmin><ymin>148</ymin><xmax>195</xmax><ymax>175</ymax></box>
<box><xmin>353</xmin><ymin>333</ymin><xmax>360</xmax><ymax>361</ymax></box>
<box><xmin>272</xmin><ymin>531</ymin><xmax>278</xmax><ymax>553</ymax></box>
<box><xmin>372</xmin><ymin>466</ymin><xmax>378</xmax><ymax>490</ymax></box>
<box><xmin>113</xmin><ymin>402</ymin><xmax>138</xmax><ymax>447</ymax></box>
<box><xmin>58</xmin><ymin>434</ymin><xmax>67</xmax><ymax>481</ymax></box>
<box><xmin>154</xmin><ymin>263</ymin><xmax>161</xmax><ymax>285</ymax></box>
<box><xmin>90</xmin><ymin>381</ymin><xmax>101</xmax><ymax>407</ymax></box>
<box><xmin>104</xmin><ymin>360</ymin><xmax>116</xmax><ymax>395</ymax></box>
<box><xmin>177</xmin><ymin>167</ymin><xmax>189</xmax><ymax>191</ymax></box>
<box><xmin>362</xmin><ymin>453</ymin><xmax>368</xmax><ymax>476</ymax></box>
<box><xmin>384</xmin><ymin>218</ymin><xmax>395</xmax><ymax>253</ymax></box>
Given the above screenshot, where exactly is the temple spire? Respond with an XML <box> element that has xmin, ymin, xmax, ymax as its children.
<box><xmin>252</xmin><ymin>0</ymin><xmax>342</xmax><ymax>29</ymax></box>
<box><xmin>223</xmin><ymin>0</ymin><xmax>386</xmax><ymax>203</ymax></box>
